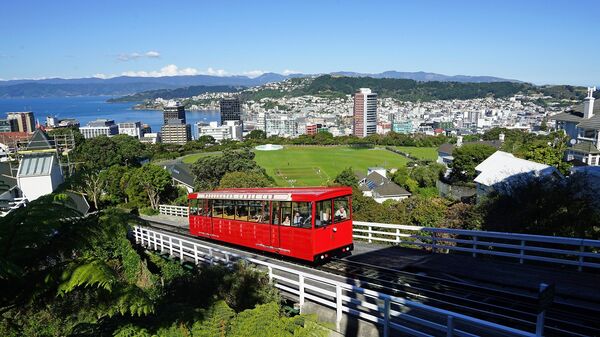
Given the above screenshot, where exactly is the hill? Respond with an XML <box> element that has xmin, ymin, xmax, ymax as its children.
<box><xmin>330</xmin><ymin>70</ymin><xmax>520</xmax><ymax>83</ymax></box>
<box><xmin>107</xmin><ymin>85</ymin><xmax>242</xmax><ymax>102</ymax></box>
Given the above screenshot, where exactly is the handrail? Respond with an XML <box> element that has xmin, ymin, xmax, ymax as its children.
<box><xmin>132</xmin><ymin>225</ymin><xmax>536</xmax><ymax>337</ymax></box>
<box><xmin>157</xmin><ymin>204</ymin><xmax>600</xmax><ymax>271</ymax></box>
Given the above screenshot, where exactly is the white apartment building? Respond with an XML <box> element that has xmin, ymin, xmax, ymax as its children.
<box><xmin>80</xmin><ymin>119</ymin><xmax>118</xmax><ymax>139</ymax></box>
<box><xmin>118</xmin><ymin>121</ymin><xmax>142</xmax><ymax>138</ymax></box>
<box><xmin>197</xmin><ymin>121</ymin><xmax>242</xmax><ymax>142</ymax></box>
<box><xmin>140</xmin><ymin>132</ymin><xmax>160</xmax><ymax>144</ymax></box>
<box><xmin>265</xmin><ymin>115</ymin><xmax>298</xmax><ymax>138</ymax></box>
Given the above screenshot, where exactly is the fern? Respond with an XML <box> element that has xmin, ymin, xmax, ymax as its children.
<box><xmin>57</xmin><ymin>259</ymin><xmax>118</xmax><ymax>295</ymax></box>
<box><xmin>191</xmin><ymin>300</ymin><xmax>235</xmax><ymax>337</ymax></box>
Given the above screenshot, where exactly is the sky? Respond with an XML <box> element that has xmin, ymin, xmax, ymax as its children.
<box><xmin>1</xmin><ymin>0</ymin><xmax>598</xmax><ymax>85</ymax></box>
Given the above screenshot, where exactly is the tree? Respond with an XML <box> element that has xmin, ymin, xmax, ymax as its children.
<box><xmin>137</xmin><ymin>165</ymin><xmax>172</xmax><ymax>210</ymax></box>
<box><xmin>524</xmin><ymin>132</ymin><xmax>571</xmax><ymax>174</ymax></box>
<box><xmin>218</xmin><ymin>171</ymin><xmax>272</xmax><ymax>189</ymax></box>
<box><xmin>112</xmin><ymin>134</ymin><xmax>148</xmax><ymax>167</ymax></box>
<box><xmin>99</xmin><ymin>165</ymin><xmax>131</xmax><ymax>204</ymax></box>
<box><xmin>449</xmin><ymin>144</ymin><xmax>497</xmax><ymax>182</ymax></box>
<box><xmin>73</xmin><ymin>136</ymin><xmax>121</xmax><ymax>170</ymax></box>
<box><xmin>191</xmin><ymin>149</ymin><xmax>267</xmax><ymax>190</ymax></box>
<box><xmin>78</xmin><ymin>169</ymin><xmax>105</xmax><ymax>210</ymax></box>
<box><xmin>333</xmin><ymin>167</ymin><xmax>358</xmax><ymax>187</ymax></box>
<box><xmin>245</xmin><ymin>130</ymin><xmax>266</xmax><ymax>140</ymax></box>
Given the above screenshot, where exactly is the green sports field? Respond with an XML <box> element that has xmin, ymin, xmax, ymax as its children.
<box><xmin>394</xmin><ymin>146</ymin><xmax>438</xmax><ymax>161</ymax></box>
<box><xmin>253</xmin><ymin>146</ymin><xmax>410</xmax><ymax>186</ymax></box>
<box><xmin>181</xmin><ymin>151</ymin><xmax>222</xmax><ymax>164</ymax></box>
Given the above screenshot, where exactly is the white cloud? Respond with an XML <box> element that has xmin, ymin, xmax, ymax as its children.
<box><xmin>93</xmin><ymin>73</ymin><xmax>113</xmax><ymax>79</ymax></box>
<box><xmin>145</xmin><ymin>51</ymin><xmax>160</xmax><ymax>58</ymax></box>
<box><xmin>121</xmin><ymin>64</ymin><xmax>200</xmax><ymax>77</ymax></box>
<box><xmin>242</xmin><ymin>70</ymin><xmax>266</xmax><ymax>78</ymax></box>
<box><xmin>201</xmin><ymin>67</ymin><xmax>228</xmax><ymax>76</ymax></box>
<box><xmin>282</xmin><ymin>69</ymin><xmax>299</xmax><ymax>75</ymax></box>
<box><xmin>117</xmin><ymin>50</ymin><xmax>161</xmax><ymax>62</ymax></box>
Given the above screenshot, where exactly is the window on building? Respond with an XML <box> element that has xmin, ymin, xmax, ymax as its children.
<box><xmin>333</xmin><ymin>197</ymin><xmax>350</xmax><ymax>223</ymax></box>
<box><xmin>316</xmin><ymin>200</ymin><xmax>332</xmax><ymax>228</ymax></box>
<box><xmin>235</xmin><ymin>200</ymin><xmax>248</xmax><ymax>221</ymax></box>
<box><xmin>212</xmin><ymin>199</ymin><xmax>223</xmax><ymax>218</ymax></box>
<box><xmin>223</xmin><ymin>200</ymin><xmax>235</xmax><ymax>219</ymax></box>
<box><xmin>292</xmin><ymin>202</ymin><xmax>312</xmax><ymax>229</ymax></box>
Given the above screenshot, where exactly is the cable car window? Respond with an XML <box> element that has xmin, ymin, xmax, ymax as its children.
<box><xmin>316</xmin><ymin>199</ymin><xmax>332</xmax><ymax>228</ymax></box>
<box><xmin>212</xmin><ymin>199</ymin><xmax>223</xmax><ymax>218</ymax></box>
<box><xmin>236</xmin><ymin>200</ymin><xmax>248</xmax><ymax>221</ymax></box>
<box><xmin>223</xmin><ymin>200</ymin><xmax>235</xmax><ymax>219</ymax></box>
<box><xmin>272</xmin><ymin>201</ymin><xmax>281</xmax><ymax>225</ymax></box>
<box><xmin>248</xmin><ymin>200</ymin><xmax>260</xmax><ymax>222</ymax></box>
<box><xmin>280</xmin><ymin>201</ymin><xmax>292</xmax><ymax>226</ymax></box>
<box><xmin>261</xmin><ymin>201</ymin><xmax>270</xmax><ymax>224</ymax></box>
<box><xmin>203</xmin><ymin>199</ymin><xmax>212</xmax><ymax>217</ymax></box>
<box><xmin>292</xmin><ymin>202</ymin><xmax>312</xmax><ymax>229</ymax></box>
<box><xmin>333</xmin><ymin>197</ymin><xmax>349</xmax><ymax>223</ymax></box>
<box><xmin>189</xmin><ymin>199</ymin><xmax>199</xmax><ymax>215</ymax></box>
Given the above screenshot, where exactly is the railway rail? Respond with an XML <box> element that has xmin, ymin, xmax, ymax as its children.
<box><xmin>140</xmin><ymin>218</ymin><xmax>600</xmax><ymax>336</ymax></box>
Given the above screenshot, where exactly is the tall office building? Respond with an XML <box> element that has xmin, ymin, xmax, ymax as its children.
<box><xmin>7</xmin><ymin>112</ymin><xmax>35</xmax><ymax>133</ymax></box>
<box><xmin>0</xmin><ymin>118</ymin><xmax>17</xmax><ymax>132</ymax></box>
<box><xmin>163</xmin><ymin>101</ymin><xmax>186</xmax><ymax>125</ymax></box>
<box><xmin>353</xmin><ymin>88</ymin><xmax>377</xmax><ymax>138</ymax></box>
<box><xmin>220</xmin><ymin>97</ymin><xmax>241</xmax><ymax>125</ymax></box>
<box><xmin>161</xmin><ymin>101</ymin><xmax>191</xmax><ymax>144</ymax></box>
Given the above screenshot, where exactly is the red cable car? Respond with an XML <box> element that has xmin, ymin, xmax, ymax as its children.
<box><xmin>188</xmin><ymin>187</ymin><xmax>354</xmax><ymax>262</ymax></box>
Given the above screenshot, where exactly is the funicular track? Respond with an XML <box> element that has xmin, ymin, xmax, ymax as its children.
<box><xmin>141</xmin><ymin>219</ymin><xmax>600</xmax><ymax>336</ymax></box>
<box><xmin>320</xmin><ymin>259</ymin><xmax>600</xmax><ymax>337</ymax></box>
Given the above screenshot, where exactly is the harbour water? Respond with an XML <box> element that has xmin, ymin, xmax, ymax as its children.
<box><xmin>0</xmin><ymin>96</ymin><xmax>220</xmax><ymax>138</ymax></box>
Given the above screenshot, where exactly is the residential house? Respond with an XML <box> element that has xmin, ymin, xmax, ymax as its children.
<box><xmin>552</xmin><ymin>87</ymin><xmax>600</xmax><ymax>166</ymax></box>
<box><xmin>437</xmin><ymin>135</ymin><xmax>503</xmax><ymax>166</ymax></box>
<box><xmin>473</xmin><ymin>151</ymin><xmax>561</xmax><ymax>200</ymax></box>
<box><xmin>163</xmin><ymin>163</ymin><xmax>195</xmax><ymax>193</ymax></box>
<box><xmin>357</xmin><ymin>167</ymin><xmax>411</xmax><ymax>203</ymax></box>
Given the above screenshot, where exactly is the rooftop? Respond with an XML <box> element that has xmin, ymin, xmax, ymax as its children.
<box><xmin>474</xmin><ymin>151</ymin><xmax>556</xmax><ymax>186</ymax></box>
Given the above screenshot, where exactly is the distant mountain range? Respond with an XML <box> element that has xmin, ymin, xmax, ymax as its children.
<box><xmin>0</xmin><ymin>71</ymin><xmax>520</xmax><ymax>98</ymax></box>
<box><xmin>330</xmin><ymin>71</ymin><xmax>521</xmax><ymax>83</ymax></box>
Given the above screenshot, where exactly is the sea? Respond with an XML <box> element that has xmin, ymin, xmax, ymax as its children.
<box><xmin>0</xmin><ymin>96</ymin><xmax>220</xmax><ymax>138</ymax></box>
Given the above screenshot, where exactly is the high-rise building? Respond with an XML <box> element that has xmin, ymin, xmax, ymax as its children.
<box><xmin>163</xmin><ymin>101</ymin><xmax>186</xmax><ymax>125</ymax></box>
<box><xmin>7</xmin><ymin>112</ymin><xmax>35</xmax><ymax>133</ymax></box>
<box><xmin>220</xmin><ymin>97</ymin><xmax>241</xmax><ymax>125</ymax></box>
<box><xmin>353</xmin><ymin>88</ymin><xmax>377</xmax><ymax>138</ymax></box>
<box><xmin>161</xmin><ymin>101</ymin><xmax>191</xmax><ymax>144</ymax></box>
<box><xmin>161</xmin><ymin>124</ymin><xmax>191</xmax><ymax>145</ymax></box>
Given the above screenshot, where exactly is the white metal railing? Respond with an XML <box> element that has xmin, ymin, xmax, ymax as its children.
<box><xmin>159</xmin><ymin>204</ymin><xmax>189</xmax><ymax>217</ymax></box>
<box><xmin>354</xmin><ymin>221</ymin><xmax>600</xmax><ymax>271</ymax></box>
<box><xmin>132</xmin><ymin>225</ymin><xmax>536</xmax><ymax>337</ymax></box>
<box><xmin>157</xmin><ymin>204</ymin><xmax>600</xmax><ymax>271</ymax></box>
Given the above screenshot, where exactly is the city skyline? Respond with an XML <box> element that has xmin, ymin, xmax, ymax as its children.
<box><xmin>1</xmin><ymin>0</ymin><xmax>599</xmax><ymax>86</ymax></box>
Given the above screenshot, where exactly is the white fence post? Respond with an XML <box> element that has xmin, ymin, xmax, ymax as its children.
<box><xmin>368</xmin><ymin>225</ymin><xmax>373</xmax><ymax>243</ymax></box>
<box><xmin>298</xmin><ymin>275</ymin><xmax>305</xmax><ymax>312</ymax></box>
<box><xmin>335</xmin><ymin>284</ymin><xmax>343</xmax><ymax>331</ymax></box>
<box><xmin>447</xmin><ymin>315</ymin><xmax>455</xmax><ymax>337</ymax></box>
<box><xmin>193</xmin><ymin>244</ymin><xmax>199</xmax><ymax>265</ymax></box>
<box><xmin>268</xmin><ymin>266</ymin><xmax>273</xmax><ymax>283</ymax></box>
<box><xmin>383</xmin><ymin>297</ymin><xmax>391</xmax><ymax>337</ymax></box>
<box><xmin>169</xmin><ymin>237</ymin><xmax>173</xmax><ymax>256</ymax></box>
<box><xmin>578</xmin><ymin>245</ymin><xmax>584</xmax><ymax>272</ymax></box>
<box><xmin>395</xmin><ymin>228</ymin><xmax>400</xmax><ymax>244</ymax></box>
<box><xmin>472</xmin><ymin>236</ymin><xmax>478</xmax><ymax>258</ymax></box>
<box><xmin>179</xmin><ymin>239</ymin><xmax>184</xmax><ymax>263</ymax></box>
<box><xmin>520</xmin><ymin>240</ymin><xmax>526</xmax><ymax>264</ymax></box>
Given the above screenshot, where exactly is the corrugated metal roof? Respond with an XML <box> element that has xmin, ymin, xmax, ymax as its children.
<box><xmin>18</xmin><ymin>154</ymin><xmax>54</xmax><ymax>177</ymax></box>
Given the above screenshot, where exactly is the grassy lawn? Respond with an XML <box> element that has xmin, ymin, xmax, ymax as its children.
<box><xmin>394</xmin><ymin>146</ymin><xmax>438</xmax><ymax>161</ymax></box>
<box><xmin>253</xmin><ymin>146</ymin><xmax>409</xmax><ymax>186</ymax></box>
<box><xmin>181</xmin><ymin>151</ymin><xmax>222</xmax><ymax>164</ymax></box>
